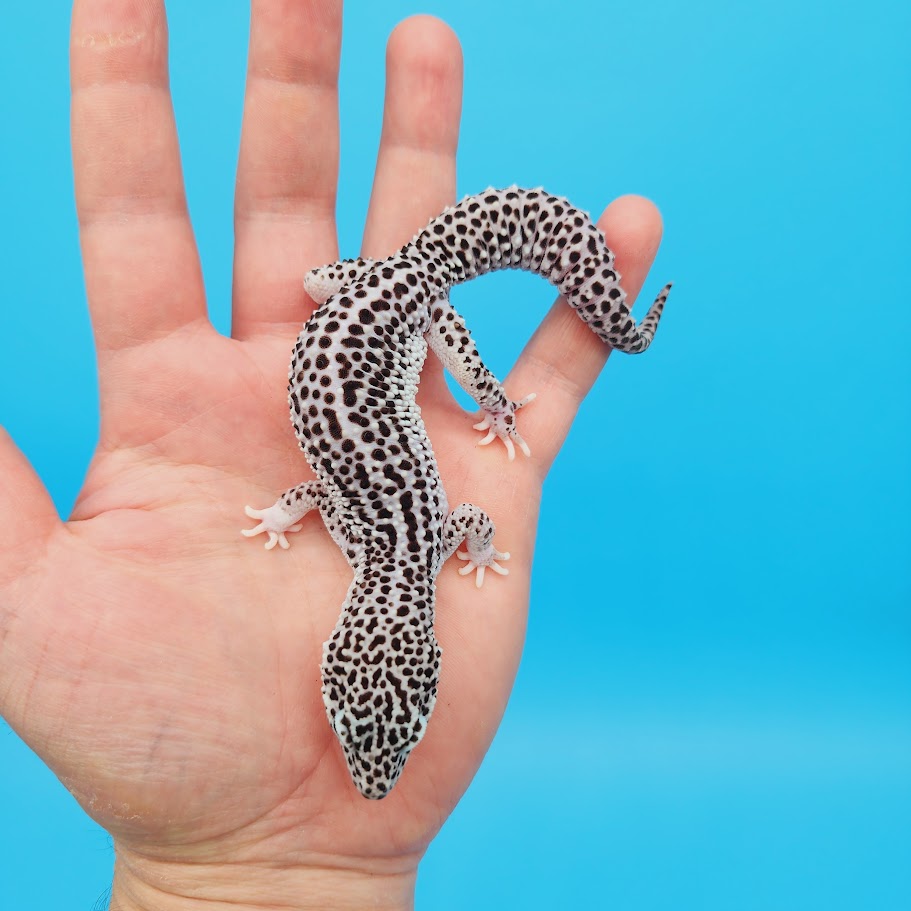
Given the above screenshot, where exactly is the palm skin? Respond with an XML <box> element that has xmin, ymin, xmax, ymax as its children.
<box><xmin>0</xmin><ymin>2</ymin><xmax>663</xmax><ymax>905</ymax></box>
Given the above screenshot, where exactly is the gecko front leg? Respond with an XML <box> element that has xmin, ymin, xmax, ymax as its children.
<box><xmin>425</xmin><ymin>296</ymin><xmax>535</xmax><ymax>460</ymax></box>
<box><xmin>242</xmin><ymin>480</ymin><xmax>325</xmax><ymax>551</ymax></box>
<box><xmin>441</xmin><ymin>503</ymin><xmax>510</xmax><ymax>588</ymax></box>
<box><xmin>243</xmin><ymin>480</ymin><xmax>362</xmax><ymax>565</ymax></box>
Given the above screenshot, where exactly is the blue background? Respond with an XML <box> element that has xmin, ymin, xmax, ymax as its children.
<box><xmin>2</xmin><ymin>1</ymin><xmax>909</xmax><ymax>908</ymax></box>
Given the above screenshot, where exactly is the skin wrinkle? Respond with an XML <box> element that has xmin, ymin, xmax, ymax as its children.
<box><xmin>74</xmin><ymin>181</ymin><xmax>185</xmax><ymax>216</ymax></box>
<box><xmin>96</xmin><ymin>401</ymin><xmax>214</xmax><ymax>453</ymax></box>
<box><xmin>234</xmin><ymin>322</ymin><xmax>324</xmax><ymax>350</ymax></box>
<box><xmin>0</xmin><ymin>607</ymin><xmax>10</xmax><ymax>664</ymax></box>
<box><xmin>144</xmin><ymin>716</ymin><xmax>171</xmax><ymax>771</ymax></box>
<box><xmin>47</xmin><ymin>586</ymin><xmax>107</xmax><ymax>770</ymax></box>
<box><xmin>14</xmin><ymin>637</ymin><xmax>51</xmax><ymax>742</ymax></box>
<box><xmin>104</xmin><ymin>342</ymin><xmax>219</xmax><ymax>406</ymax></box>
<box><xmin>82</xmin><ymin>283</ymin><xmax>204</xmax><ymax>348</ymax></box>
<box><xmin>235</xmin><ymin>150</ymin><xmax>339</xmax><ymax>216</ymax></box>
<box><xmin>72</xmin><ymin>90</ymin><xmax>186</xmax><ymax>219</ymax></box>
<box><xmin>82</xmin><ymin>395</ymin><xmax>290</xmax><ymax>485</ymax></box>
<box><xmin>79</xmin><ymin>470</ymin><xmax>246</xmax><ymax>545</ymax></box>
<box><xmin>71</xmin><ymin>34</ymin><xmax>169</xmax><ymax>91</ymax></box>
<box><xmin>74</xmin><ymin>187</ymin><xmax>187</xmax><ymax>224</ymax></box>
<box><xmin>76</xmin><ymin>198</ymin><xmax>190</xmax><ymax>228</ymax></box>
<box><xmin>523</xmin><ymin>347</ymin><xmax>601</xmax><ymax>408</ymax></box>
<box><xmin>241</xmin><ymin>80</ymin><xmax>337</xmax><ymax>135</ymax></box>
<box><xmin>116</xmin><ymin>852</ymin><xmax>416</xmax><ymax>911</ymax></box>
<box><xmin>132</xmin><ymin>395</ymin><xmax>255</xmax><ymax>449</ymax></box>
<box><xmin>70</xmin><ymin>473</ymin><xmax>227</xmax><ymax>529</ymax></box>
<box><xmin>234</xmin><ymin>201</ymin><xmax>338</xmax><ymax>224</ymax></box>
<box><xmin>92</xmin><ymin>315</ymin><xmax>212</xmax><ymax>357</ymax></box>
<box><xmin>246</xmin><ymin>59</ymin><xmax>341</xmax><ymax>94</ymax></box>
<box><xmin>382</xmin><ymin>143</ymin><xmax>456</xmax><ymax>167</ymax></box>
<box><xmin>2</xmin><ymin>544</ymin><xmax>58</xmax><ymax>723</ymax></box>
<box><xmin>247</xmin><ymin>68</ymin><xmax>339</xmax><ymax>91</ymax></box>
<box><xmin>120</xmin><ymin>773</ymin><xmax>419</xmax><ymax>862</ymax></box>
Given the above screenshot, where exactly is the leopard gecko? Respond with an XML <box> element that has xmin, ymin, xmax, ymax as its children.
<box><xmin>243</xmin><ymin>187</ymin><xmax>671</xmax><ymax>798</ymax></box>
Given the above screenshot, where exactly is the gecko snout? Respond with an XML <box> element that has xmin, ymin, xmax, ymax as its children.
<box><xmin>328</xmin><ymin>710</ymin><xmax>422</xmax><ymax>799</ymax></box>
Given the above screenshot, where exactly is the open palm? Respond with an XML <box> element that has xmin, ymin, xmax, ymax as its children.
<box><xmin>0</xmin><ymin>1</ymin><xmax>663</xmax><ymax>905</ymax></box>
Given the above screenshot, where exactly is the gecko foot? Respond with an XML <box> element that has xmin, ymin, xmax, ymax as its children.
<box><xmin>242</xmin><ymin>504</ymin><xmax>303</xmax><ymax>551</ymax></box>
<box><xmin>456</xmin><ymin>547</ymin><xmax>511</xmax><ymax>589</ymax></box>
<box><xmin>473</xmin><ymin>393</ymin><xmax>536</xmax><ymax>461</ymax></box>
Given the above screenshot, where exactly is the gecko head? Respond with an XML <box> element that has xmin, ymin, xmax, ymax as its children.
<box><xmin>302</xmin><ymin>266</ymin><xmax>339</xmax><ymax>305</ymax></box>
<box><xmin>321</xmin><ymin>619</ymin><xmax>441</xmax><ymax>800</ymax></box>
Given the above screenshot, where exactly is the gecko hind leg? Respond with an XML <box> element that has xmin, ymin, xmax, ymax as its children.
<box><xmin>442</xmin><ymin>504</ymin><xmax>510</xmax><ymax>589</ymax></box>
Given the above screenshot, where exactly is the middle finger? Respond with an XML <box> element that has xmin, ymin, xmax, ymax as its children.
<box><xmin>233</xmin><ymin>0</ymin><xmax>343</xmax><ymax>340</ymax></box>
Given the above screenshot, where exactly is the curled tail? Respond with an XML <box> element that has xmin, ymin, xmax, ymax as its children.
<box><xmin>410</xmin><ymin>186</ymin><xmax>671</xmax><ymax>354</ymax></box>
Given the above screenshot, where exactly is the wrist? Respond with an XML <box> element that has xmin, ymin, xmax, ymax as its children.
<box><xmin>109</xmin><ymin>845</ymin><xmax>417</xmax><ymax>911</ymax></box>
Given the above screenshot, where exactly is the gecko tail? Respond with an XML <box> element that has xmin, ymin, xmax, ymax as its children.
<box><xmin>614</xmin><ymin>282</ymin><xmax>672</xmax><ymax>354</ymax></box>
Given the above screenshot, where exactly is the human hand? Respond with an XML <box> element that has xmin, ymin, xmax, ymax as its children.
<box><xmin>0</xmin><ymin>2</ymin><xmax>663</xmax><ymax>908</ymax></box>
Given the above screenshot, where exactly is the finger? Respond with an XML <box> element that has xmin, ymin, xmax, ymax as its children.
<box><xmin>0</xmin><ymin>429</ymin><xmax>59</xmax><ymax>584</ymax></box>
<box><xmin>71</xmin><ymin>0</ymin><xmax>207</xmax><ymax>353</ymax></box>
<box><xmin>232</xmin><ymin>0</ymin><xmax>343</xmax><ymax>340</ymax></box>
<box><xmin>509</xmin><ymin>195</ymin><xmax>665</xmax><ymax>470</ymax></box>
<box><xmin>361</xmin><ymin>16</ymin><xmax>463</xmax><ymax>257</ymax></box>
<box><xmin>362</xmin><ymin>16</ymin><xmax>463</xmax><ymax>402</ymax></box>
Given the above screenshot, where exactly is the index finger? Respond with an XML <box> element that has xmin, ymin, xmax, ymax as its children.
<box><xmin>71</xmin><ymin>0</ymin><xmax>207</xmax><ymax>354</ymax></box>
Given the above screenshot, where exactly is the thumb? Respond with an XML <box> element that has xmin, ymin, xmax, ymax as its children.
<box><xmin>0</xmin><ymin>427</ymin><xmax>59</xmax><ymax>585</ymax></box>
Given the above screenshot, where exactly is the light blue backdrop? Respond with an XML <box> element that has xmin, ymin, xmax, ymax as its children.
<box><xmin>2</xmin><ymin>1</ymin><xmax>909</xmax><ymax>908</ymax></box>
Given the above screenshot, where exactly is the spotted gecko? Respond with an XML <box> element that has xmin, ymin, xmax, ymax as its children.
<box><xmin>243</xmin><ymin>187</ymin><xmax>670</xmax><ymax>798</ymax></box>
